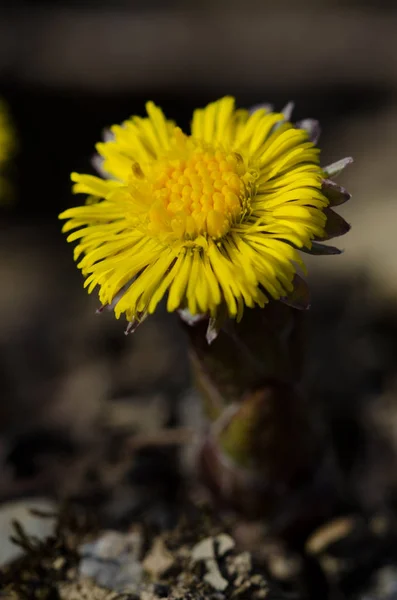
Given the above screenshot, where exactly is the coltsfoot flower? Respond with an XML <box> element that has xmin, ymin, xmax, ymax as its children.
<box><xmin>60</xmin><ymin>97</ymin><xmax>352</xmax><ymax>332</ymax></box>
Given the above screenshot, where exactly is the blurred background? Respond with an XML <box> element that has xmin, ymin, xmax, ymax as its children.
<box><xmin>1</xmin><ymin>0</ymin><xmax>397</xmax><ymax>568</ymax></box>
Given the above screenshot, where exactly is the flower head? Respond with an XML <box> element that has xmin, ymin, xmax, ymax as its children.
<box><xmin>60</xmin><ymin>97</ymin><xmax>351</xmax><ymax>331</ymax></box>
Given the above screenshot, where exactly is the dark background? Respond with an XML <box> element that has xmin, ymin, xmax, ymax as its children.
<box><xmin>1</xmin><ymin>0</ymin><xmax>397</xmax><ymax>527</ymax></box>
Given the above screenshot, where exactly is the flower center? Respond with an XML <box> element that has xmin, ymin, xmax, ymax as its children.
<box><xmin>136</xmin><ymin>134</ymin><xmax>253</xmax><ymax>241</ymax></box>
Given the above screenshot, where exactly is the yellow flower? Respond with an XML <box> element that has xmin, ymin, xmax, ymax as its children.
<box><xmin>60</xmin><ymin>97</ymin><xmax>351</xmax><ymax>330</ymax></box>
<box><xmin>0</xmin><ymin>99</ymin><xmax>16</xmax><ymax>202</ymax></box>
